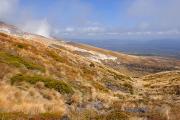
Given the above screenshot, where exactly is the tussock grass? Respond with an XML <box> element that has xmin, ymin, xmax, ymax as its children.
<box><xmin>0</xmin><ymin>112</ymin><xmax>28</xmax><ymax>120</ymax></box>
<box><xmin>47</xmin><ymin>50</ymin><xmax>65</xmax><ymax>63</ymax></box>
<box><xmin>69</xmin><ymin>109</ymin><xmax>129</xmax><ymax>120</ymax></box>
<box><xmin>0</xmin><ymin>82</ymin><xmax>66</xmax><ymax>116</ymax></box>
<box><xmin>93</xmin><ymin>82</ymin><xmax>109</xmax><ymax>93</ymax></box>
<box><xmin>11</xmin><ymin>74</ymin><xmax>74</xmax><ymax>95</ymax></box>
<box><xmin>0</xmin><ymin>51</ymin><xmax>45</xmax><ymax>72</ymax></box>
<box><xmin>0</xmin><ymin>112</ymin><xmax>63</xmax><ymax>120</ymax></box>
<box><xmin>123</xmin><ymin>82</ymin><xmax>134</xmax><ymax>94</ymax></box>
<box><xmin>101</xmin><ymin>77</ymin><xmax>134</xmax><ymax>94</ymax></box>
<box><xmin>106</xmin><ymin>110</ymin><xmax>128</xmax><ymax>120</ymax></box>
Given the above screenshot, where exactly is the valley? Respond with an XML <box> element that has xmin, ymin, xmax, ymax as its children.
<box><xmin>0</xmin><ymin>22</ymin><xmax>179</xmax><ymax>120</ymax></box>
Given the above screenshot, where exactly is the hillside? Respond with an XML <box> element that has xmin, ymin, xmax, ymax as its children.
<box><xmin>0</xmin><ymin>22</ymin><xmax>179</xmax><ymax>120</ymax></box>
<box><xmin>66</xmin><ymin>42</ymin><xmax>180</xmax><ymax>77</ymax></box>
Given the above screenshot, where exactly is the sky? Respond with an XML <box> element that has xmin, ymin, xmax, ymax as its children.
<box><xmin>0</xmin><ymin>0</ymin><xmax>180</xmax><ymax>39</ymax></box>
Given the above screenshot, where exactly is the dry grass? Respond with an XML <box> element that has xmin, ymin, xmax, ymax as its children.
<box><xmin>0</xmin><ymin>31</ymin><xmax>180</xmax><ymax>120</ymax></box>
<box><xmin>0</xmin><ymin>81</ymin><xmax>66</xmax><ymax>116</ymax></box>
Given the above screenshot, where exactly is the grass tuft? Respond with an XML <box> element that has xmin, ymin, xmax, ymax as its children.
<box><xmin>123</xmin><ymin>82</ymin><xmax>134</xmax><ymax>94</ymax></box>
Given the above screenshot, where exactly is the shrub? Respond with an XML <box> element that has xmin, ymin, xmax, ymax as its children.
<box><xmin>89</xmin><ymin>63</ymin><xmax>95</xmax><ymax>67</ymax></box>
<box><xmin>11</xmin><ymin>74</ymin><xmax>74</xmax><ymax>95</ymax></box>
<box><xmin>0</xmin><ymin>52</ymin><xmax>22</xmax><ymax>67</ymax></box>
<box><xmin>0</xmin><ymin>51</ymin><xmax>45</xmax><ymax>72</ymax></box>
<box><xmin>17</xmin><ymin>44</ymin><xmax>25</xmax><ymax>49</ymax></box>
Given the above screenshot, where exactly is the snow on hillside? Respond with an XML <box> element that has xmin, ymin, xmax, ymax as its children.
<box><xmin>59</xmin><ymin>43</ymin><xmax>117</xmax><ymax>63</ymax></box>
<box><xmin>0</xmin><ymin>27</ymin><xmax>11</xmax><ymax>34</ymax></box>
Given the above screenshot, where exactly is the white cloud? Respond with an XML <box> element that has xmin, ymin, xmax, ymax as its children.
<box><xmin>1</xmin><ymin>0</ymin><xmax>180</xmax><ymax>39</ymax></box>
<box><xmin>139</xmin><ymin>22</ymin><xmax>150</xmax><ymax>29</ymax></box>
<box><xmin>57</xmin><ymin>25</ymin><xmax>105</xmax><ymax>36</ymax></box>
<box><xmin>22</xmin><ymin>19</ymin><xmax>51</xmax><ymax>38</ymax></box>
<box><xmin>65</xmin><ymin>27</ymin><xmax>75</xmax><ymax>32</ymax></box>
<box><xmin>128</xmin><ymin>0</ymin><xmax>180</xmax><ymax>29</ymax></box>
<box><xmin>0</xmin><ymin>0</ymin><xmax>19</xmax><ymax>19</ymax></box>
<box><xmin>0</xmin><ymin>0</ymin><xmax>53</xmax><ymax>38</ymax></box>
<box><xmin>81</xmin><ymin>26</ymin><xmax>105</xmax><ymax>33</ymax></box>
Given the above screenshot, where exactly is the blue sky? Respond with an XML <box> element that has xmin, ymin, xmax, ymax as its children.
<box><xmin>0</xmin><ymin>0</ymin><xmax>180</xmax><ymax>39</ymax></box>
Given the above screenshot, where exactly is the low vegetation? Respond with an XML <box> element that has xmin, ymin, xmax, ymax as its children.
<box><xmin>16</xmin><ymin>43</ymin><xmax>26</xmax><ymax>49</ymax></box>
<box><xmin>11</xmin><ymin>74</ymin><xmax>74</xmax><ymax>95</ymax></box>
<box><xmin>0</xmin><ymin>112</ymin><xmax>64</xmax><ymax>120</ymax></box>
<box><xmin>47</xmin><ymin>50</ymin><xmax>65</xmax><ymax>63</ymax></box>
<box><xmin>0</xmin><ymin>29</ymin><xmax>179</xmax><ymax>120</ymax></box>
<box><xmin>0</xmin><ymin>51</ymin><xmax>45</xmax><ymax>72</ymax></box>
<box><xmin>106</xmin><ymin>110</ymin><xmax>128</xmax><ymax>120</ymax></box>
<box><xmin>101</xmin><ymin>77</ymin><xmax>133</xmax><ymax>94</ymax></box>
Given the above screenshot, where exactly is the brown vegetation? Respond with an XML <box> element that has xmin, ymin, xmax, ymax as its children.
<box><xmin>0</xmin><ymin>29</ymin><xmax>179</xmax><ymax>120</ymax></box>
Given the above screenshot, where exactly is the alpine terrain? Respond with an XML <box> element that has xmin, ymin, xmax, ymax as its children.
<box><xmin>0</xmin><ymin>21</ymin><xmax>180</xmax><ymax>120</ymax></box>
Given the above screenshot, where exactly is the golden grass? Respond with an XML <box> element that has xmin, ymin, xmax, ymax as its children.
<box><xmin>0</xmin><ymin>31</ymin><xmax>179</xmax><ymax>119</ymax></box>
<box><xmin>0</xmin><ymin>82</ymin><xmax>66</xmax><ymax>115</ymax></box>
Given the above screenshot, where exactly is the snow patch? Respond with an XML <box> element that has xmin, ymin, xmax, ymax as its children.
<box><xmin>60</xmin><ymin>44</ymin><xmax>117</xmax><ymax>63</ymax></box>
<box><xmin>88</xmin><ymin>52</ymin><xmax>117</xmax><ymax>63</ymax></box>
<box><xmin>0</xmin><ymin>27</ymin><xmax>11</xmax><ymax>34</ymax></box>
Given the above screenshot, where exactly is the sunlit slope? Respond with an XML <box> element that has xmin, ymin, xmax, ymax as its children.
<box><xmin>0</xmin><ymin>21</ymin><xmax>179</xmax><ymax>120</ymax></box>
<box><xmin>66</xmin><ymin>42</ymin><xmax>180</xmax><ymax>77</ymax></box>
<box><xmin>0</xmin><ymin>32</ymin><xmax>134</xmax><ymax>119</ymax></box>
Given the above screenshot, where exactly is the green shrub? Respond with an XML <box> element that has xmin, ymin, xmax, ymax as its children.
<box><xmin>0</xmin><ymin>52</ymin><xmax>45</xmax><ymax>72</ymax></box>
<box><xmin>11</xmin><ymin>74</ymin><xmax>74</xmax><ymax>95</ymax></box>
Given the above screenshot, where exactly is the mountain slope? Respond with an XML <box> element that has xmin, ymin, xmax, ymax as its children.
<box><xmin>0</xmin><ymin>31</ymin><xmax>134</xmax><ymax>119</ymax></box>
<box><xmin>0</xmin><ymin>22</ymin><xmax>179</xmax><ymax>120</ymax></box>
<box><xmin>65</xmin><ymin>41</ymin><xmax>180</xmax><ymax>77</ymax></box>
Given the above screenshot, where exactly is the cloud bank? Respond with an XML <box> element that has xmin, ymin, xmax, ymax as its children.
<box><xmin>0</xmin><ymin>0</ymin><xmax>19</xmax><ymax>20</ymax></box>
<box><xmin>0</xmin><ymin>0</ymin><xmax>52</xmax><ymax>38</ymax></box>
<box><xmin>127</xmin><ymin>0</ymin><xmax>180</xmax><ymax>30</ymax></box>
<box><xmin>21</xmin><ymin>19</ymin><xmax>51</xmax><ymax>38</ymax></box>
<box><xmin>0</xmin><ymin>0</ymin><xmax>180</xmax><ymax>39</ymax></box>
